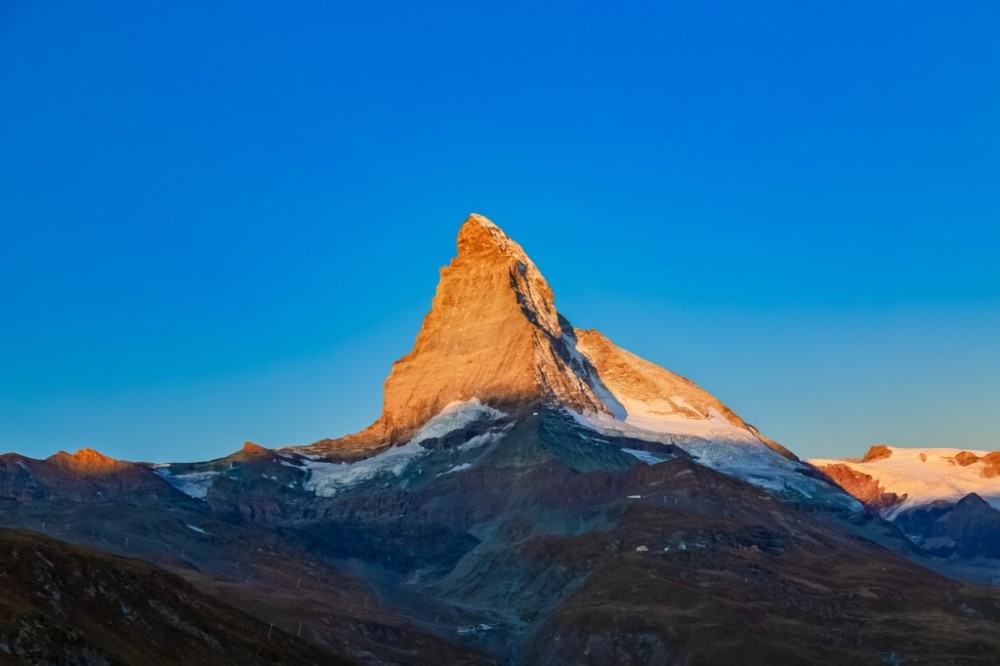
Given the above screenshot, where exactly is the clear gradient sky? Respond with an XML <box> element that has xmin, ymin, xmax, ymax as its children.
<box><xmin>1</xmin><ymin>2</ymin><xmax>998</xmax><ymax>462</ymax></box>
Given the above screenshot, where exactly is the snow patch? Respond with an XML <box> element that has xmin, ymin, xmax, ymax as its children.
<box><xmin>186</xmin><ymin>524</ymin><xmax>208</xmax><ymax>535</ymax></box>
<box><xmin>304</xmin><ymin>440</ymin><xmax>428</xmax><ymax>497</ymax></box>
<box><xmin>580</xmin><ymin>408</ymin><xmax>760</xmax><ymax>444</ymax></box>
<box><xmin>411</xmin><ymin>399</ymin><xmax>506</xmax><ymax>444</ymax></box>
<box><xmin>457</xmin><ymin>430</ymin><xmax>506</xmax><ymax>452</ymax></box>
<box><xmin>154</xmin><ymin>468</ymin><xmax>219</xmax><ymax>499</ymax></box>
<box><xmin>303</xmin><ymin>400</ymin><xmax>506</xmax><ymax>497</ymax></box>
<box><xmin>440</xmin><ymin>463</ymin><xmax>473</xmax><ymax>476</ymax></box>
<box><xmin>561</xmin><ymin>331</ymin><xmax>627</xmax><ymax>419</ymax></box>
<box><xmin>622</xmin><ymin>448</ymin><xmax>670</xmax><ymax>465</ymax></box>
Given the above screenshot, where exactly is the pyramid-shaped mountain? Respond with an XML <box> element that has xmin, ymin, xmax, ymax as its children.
<box><xmin>319</xmin><ymin>214</ymin><xmax>795</xmax><ymax>465</ymax></box>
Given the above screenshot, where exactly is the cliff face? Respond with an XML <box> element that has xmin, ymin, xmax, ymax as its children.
<box><xmin>335</xmin><ymin>214</ymin><xmax>613</xmax><ymax>448</ymax></box>
<box><xmin>818</xmin><ymin>462</ymin><xmax>906</xmax><ymax>512</ymax></box>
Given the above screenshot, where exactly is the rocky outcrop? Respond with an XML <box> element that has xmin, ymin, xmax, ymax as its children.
<box><xmin>954</xmin><ymin>450</ymin><xmax>980</xmax><ymax>466</ymax></box>
<box><xmin>980</xmin><ymin>451</ymin><xmax>1000</xmax><ymax>478</ymax></box>
<box><xmin>861</xmin><ymin>445</ymin><xmax>893</xmax><ymax>462</ymax></box>
<box><xmin>818</xmin><ymin>463</ymin><xmax>905</xmax><ymax>512</ymax></box>
<box><xmin>47</xmin><ymin>448</ymin><xmax>130</xmax><ymax>475</ymax></box>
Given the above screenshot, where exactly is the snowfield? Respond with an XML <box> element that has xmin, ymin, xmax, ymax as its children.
<box><xmin>809</xmin><ymin>447</ymin><xmax>1000</xmax><ymax>516</ymax></box>
<box><xmin>304</xmin><ymin>440</ymin><xmax>428</xmax><ymax>497</ymax></box>
<box><xmin>570</xmin><ymin>408</ymin><xmax>859</xmax><ymax>507</ymax></box>
<box><xmin>622</xmin><ymin>448</ymin><xmax>671</xmax><ymax>465</ymax></box>
<box><xmin>410</xmin><ymin>399</ymin><xmax>506</xmax><ymax>444</ymax></box>
<box><xmin>153</xmin><ymin>468</ymin><xmax>220</xmax><ymax>499</ymax></box>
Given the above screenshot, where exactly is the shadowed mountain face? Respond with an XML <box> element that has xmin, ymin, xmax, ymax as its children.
<box><xmin>3</xmin><ymin>215</ymin><xmax>1000</xmax><ymax>664</ymax></box>
<box><xmin>894</xmin><ymin>493</ymin><xmax>1000</xmax><ymax>560</ymax></box>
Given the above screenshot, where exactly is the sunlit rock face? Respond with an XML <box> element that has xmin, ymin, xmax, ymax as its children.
<box><xmin>818</xmin><ymin>462</ymin><xmax>906</xmax><ymax>513</ymax></box>
<box><xmin>343</xmin><ymin>214</ymin><xmax>612</xmax><ymax>447</ymax></box>
<box><xmin>47</xmin><ymin>448</ymin><xmax>125</xmax><ymax>475</ymax></box>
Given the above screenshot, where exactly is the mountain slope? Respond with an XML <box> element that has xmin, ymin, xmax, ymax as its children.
<box><xmin>573</xmin><ymin>328</ymin><xmax>796</xmax><ymax>460</ymax></box>
<box><xmin>0</xmin><ymin>526</ymin><xmax>334</xmax><ymax>666</ymax></box>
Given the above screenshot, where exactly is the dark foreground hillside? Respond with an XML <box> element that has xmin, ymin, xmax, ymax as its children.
<box><xmin>0</xmin><ymin>527</ymin><xmax>339</xmax><ymax>666</ymax></box>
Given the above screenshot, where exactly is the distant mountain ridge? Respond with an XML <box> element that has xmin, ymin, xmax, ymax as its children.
<box><xmin>811</xmin><ymin>445</ymin><xmax>1000</xmax><ymax>570</ymax></box>
<box><xmin>810</xmin><ymin>445</ymin><xmax>1000</xmax><ymax>515</ymax></box>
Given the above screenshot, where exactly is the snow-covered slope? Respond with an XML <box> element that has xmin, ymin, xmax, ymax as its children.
<box><xmin>569</xmin><ymin>409</ymin><xmax>851</xmax><ymax>504</ymax></box>
<box><xmin>810</xmin><ymin>446</ymin><xmax>1000</xmax><ymax>517</ymax></box>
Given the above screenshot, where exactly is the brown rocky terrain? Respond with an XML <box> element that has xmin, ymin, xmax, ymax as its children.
<box><xmin>0</xmin><ymin>449</ymin><xmax>185</xmax><ymax>504</ymax></box>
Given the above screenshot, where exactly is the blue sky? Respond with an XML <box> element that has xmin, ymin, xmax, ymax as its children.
<box><xmin>1</xmin><ymin>1</ymin><xmax>998</xmax><ymax>462</ymax></box>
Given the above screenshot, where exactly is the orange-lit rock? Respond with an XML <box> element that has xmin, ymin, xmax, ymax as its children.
<box><xmin>241</xmin><ymin>441</ymin><xmax>270</xmax><ymax>456</ymax></box>
<box><xmin>335</xmin><ymin>214</ymin><xmax>610</xmax><ymax>448</ymax></box>
<box><xmin>818</xmin><ymin>462</ymin><xmax>906</xmax><ymax>512</ymax></box>
<box><xmin>47</xmin><ymin>448</ymin><xmax>124</xmax><ymax>475</ymax></box>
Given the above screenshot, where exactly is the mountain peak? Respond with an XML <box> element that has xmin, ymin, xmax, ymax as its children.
<box><xmin>319</xmin><ymin>214</ymin><xmax>791</xmax><ymax>463</ymax></box>
<box><xmin>456</xmin><ymin>213</ymin><xmax>523</xmax><ymax>259</ymax></box>
<box><xmin>48</xmin><ymin>448</ymin><xmax>122</xmax><ymax>473</ymax></box>
<box><xmin>241</xmin><ymin>441</ymin><xmax>270</xmax><ymax>456</ymax></box>
<box><xmin>957</xmin><ymin>492</ymin><xmax>992</xmax><ymax>510</ymax></box>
